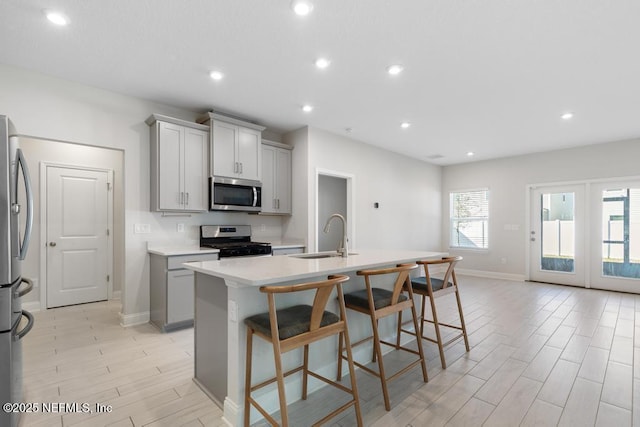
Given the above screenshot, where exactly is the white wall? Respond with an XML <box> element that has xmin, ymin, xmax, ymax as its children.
<box><xmin>442</xmin><ymin>138</ymin><xmax>640</xmax><ymax>278</ymax></box>
<box><xmin>284</xmin><ymin>127</ymin><xmax>442</xmax><ymax>252</ymax></box>
<box><xmin>0</xmin><ymin>63</ymin><xmax>286</xmax><ymax>322</ymax></box>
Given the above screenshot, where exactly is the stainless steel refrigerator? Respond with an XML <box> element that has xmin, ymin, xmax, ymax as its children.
<box><xmin>0</xmin><ymin>115</ymin><xmax>34</xmax><ymax>427</ymax></box>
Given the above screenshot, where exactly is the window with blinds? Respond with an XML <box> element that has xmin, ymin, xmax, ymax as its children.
<box><xmin>450</xmin><ymin>189</ymin><xmax>489</xmax><ymax>249</ymax></box>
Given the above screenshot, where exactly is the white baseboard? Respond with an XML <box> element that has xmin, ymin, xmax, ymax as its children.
<box><xmin>457</xmin><ymin>268</ymin><xmax>526</xmax><ymax>282</ymax></box>
<box><xmin>119</xmin><ymin>311</ymin><xmax>150</xmax><ymax>327</ymax></box>
<box><xmin>23</xmin><ymin>301</ymin><xmax>42</xmax><ymax>312</ymax></box>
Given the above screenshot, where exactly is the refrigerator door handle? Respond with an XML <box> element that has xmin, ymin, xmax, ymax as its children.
<box><xmin>16</xmin><ymin>148</ymin><xmax>33</xmax><ymax>260</ymax></box>
<box><xmin>15</xmin><ymin>310</ymin><xmax>34</xmax><ymax>341</ymax></box>
<box><xmin>17</xmin><ymin>277</ymin><xmax>33</xmax><ymax>298</ymax></box>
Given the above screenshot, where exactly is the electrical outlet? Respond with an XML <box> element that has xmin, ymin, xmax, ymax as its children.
<box><xmin>134</xmin><ymin>224</ymin><xmax>151</xmax><ymax>234</ymax></box>
<box><xmin>260</xmin><ymin>224</ymin><xmax>266</xmax><ymax>232</ymax></box>
<box><xmin>177</xmin><ymin>223</ymin><xmax>185</xmax><ymax>232</ymax></box>
<box><xmin>228</xmin><ymin>300</ymin><xmax>238</xmax><ymax>322</ymax></box>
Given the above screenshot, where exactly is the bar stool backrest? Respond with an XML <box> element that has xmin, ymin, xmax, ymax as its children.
<box><xmin>416</xmin><ymin>256</ymin><xmax>463</xmax><ymax>293</ymax></box>
<box><xmin>356</xmin><ymin>264</ymin><xmax>418</xmax><ymax>306</ymax></box>
<box><xmin>258</xmin><ymin>274</ymin><xmax>350</xmax><ymax>344</ymax></box>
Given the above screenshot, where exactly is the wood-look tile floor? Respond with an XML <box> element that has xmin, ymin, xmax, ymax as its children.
<box><xmin>21</xmin><ymin>276</ymin><xmax>640</xmax><ymax>426</ymax></box>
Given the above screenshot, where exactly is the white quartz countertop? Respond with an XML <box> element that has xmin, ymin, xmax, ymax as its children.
<box><xmin>183</xmin><ymin>249</ymin><xmax>445</xmax><ymax>287</ymax></box>
<box><xmin>147</xmin><ymin>246</ymin><xmax>220</xmax><ymax>256</ymax></box>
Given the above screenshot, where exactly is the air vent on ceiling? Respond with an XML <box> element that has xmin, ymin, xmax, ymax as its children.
<box><xmin>426</xmin><ymin>154</ymin><xmax>444</xmax><ymax>160</ymax></box>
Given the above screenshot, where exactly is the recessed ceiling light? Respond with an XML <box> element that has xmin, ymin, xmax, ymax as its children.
<box><xmin>44</xmin><ymin>10</ymin><xmax>69</xmax><ymax>26</ymax></box>
<box><xmin>387</xmin><ymin>64</ymin><xmax>404</xmax><ymax>76</ymax></box>
<box><xmin>400</xmin><ymin>122</ymin><xmax>411</xmax><ymax>129</ymax></box>
<box><xmin>209</xmin><ymin>71</ymin><xmax>224</xmax><ymax>81</ymax></box>
<box><xmin>291</xmin><ymin>0</ymin><xmax>314</xmax><ymax>16</ymax></box>
<box><xmin>467</xmin><ymin>151</ymin><xmax>475</xmax><ymax>157</ymax></box>
<box><xmin>302</xmin><ymin>104</ymin><xmax>313</xmax><ymax>113</ymax></box>
<box><xmin>561</xmin><ymin>112</ymin><xmax>574</xmax><ymax>120</ymax></box>
<box><xmin>315</xmin><ymin>58</ymin><xmax>331</xmax><ymax>69</ymax></box>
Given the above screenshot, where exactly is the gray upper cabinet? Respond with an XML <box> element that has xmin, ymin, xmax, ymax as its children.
<box><xmin>199</xmin><ymin>112</ymin><xmax>266</xmax><ymax>182</ymax></box>
<box><xmin>261</xmin><ymin>140</ymin><xmax>292</xmax><ymax>215</ymax></box>
<box><xmin>147</xmin><ymin>114</ymin><xmax>209</xmax><ymax>212</ymax></box>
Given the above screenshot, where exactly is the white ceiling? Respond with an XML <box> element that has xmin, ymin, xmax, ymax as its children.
<box><xmin>2</xmin><ymin>0</ymin><xmax>640</xmax><ymax>165</ymax></box>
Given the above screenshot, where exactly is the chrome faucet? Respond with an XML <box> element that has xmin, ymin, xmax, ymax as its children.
<box><xmin>323</xmin><ymin>213</ymin><xmax>348</xmax><ymax>257</ymax></box>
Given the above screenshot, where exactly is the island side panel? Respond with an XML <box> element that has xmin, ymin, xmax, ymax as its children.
<box><xmin>194</xmin><ymin>272</ymin><xmax>228</xmax><ymax>405</ymax></box>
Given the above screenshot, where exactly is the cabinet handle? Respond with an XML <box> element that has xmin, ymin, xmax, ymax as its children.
<box><xmin>234</xmin><ymin>162</ymin><xmax>239</xmax><ymax>173</ymax></box>
<box><xmin>239</xmin><ymin>162</ymin><xmax>243</xmax><ymax>174</ymax></box>
<box><xmin>185</xmin><ymin>192</ymin><xmax>189</xmax><ymax>205</ymax></box>
<box><xmin>277</xmin><ymin>199</ymin><xmax>280</xmax><ymax>209</ymax></box>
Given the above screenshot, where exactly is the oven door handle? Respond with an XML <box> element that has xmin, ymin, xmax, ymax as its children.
<box><xmin>15</xmin><ymin>310</ymin><xmax>34</xmax><ymax>341</ymax></box>
<box><xmin>252</xmin><ymin>186</ymin><xmax>258</xmax><ymax>207</ymax></box>
<box><xmin>17</xmin><ymin>277</ymin><xmax>34</xmax><ymax>298</ymax></box>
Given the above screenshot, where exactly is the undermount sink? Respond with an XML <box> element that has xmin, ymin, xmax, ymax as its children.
<box><xmin>290</xmin><ymin>252</ymin><xmax>358</xmax><ymax>259</ymax></box>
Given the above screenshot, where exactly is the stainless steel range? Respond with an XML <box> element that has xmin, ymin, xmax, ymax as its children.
<box><xmin>200</xmin><ymin>225</ymin><xmax>272</xmax><ymax>257</ymax></box>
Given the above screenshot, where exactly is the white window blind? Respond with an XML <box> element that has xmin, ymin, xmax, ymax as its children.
<box><xmin>450</xmin><ymin>189</ymin><xmax>489</xmax><ymax>249</ymax></box>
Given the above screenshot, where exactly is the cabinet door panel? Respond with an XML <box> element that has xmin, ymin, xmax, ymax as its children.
<box><xmin>167</xmin><ymin>269</ymin><xmax>194</xmax><ymax>323</ymax></box>
<box><xmin>261</xmin><ymin>145</ymin><xmax>276</xmax><ymax>213</ymax></box>
<box><xmin>238</xmin><ymin>128</ymin><xmax>261</xmax><ymax>181</ymax></box>
<box><xmin>183</xmin><ymin>128</ymin><xmax>208</xmax><ymax>211</ymax></box>
<box><xmin>212</xmin><ymin>121</ymin><xmax>238</xmax><ymax>178</ymax></box>
<box><xmin>158</xmin><ymin>122</ymin><xmax>183</xmax><ymax>210</ymax></box>
<box><xmin>276</xmin><ymin>149</ymin><xmax>292</xmax><ymax>214</ymax></box>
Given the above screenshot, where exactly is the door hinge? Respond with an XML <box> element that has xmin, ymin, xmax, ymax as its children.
<box><xmin>107</xmin><ymin>182</ymin><xmax>112</xmax><ymax>191</ymax></box>
<box><xmin>106</xmin><ymin>229</ymin><xmax>110</xmax><ymax>236</ymax></box>
<box><xmin>106</xmin><ymin>275</ymin><xmax>110</xmax><ymax>282</ymax></box>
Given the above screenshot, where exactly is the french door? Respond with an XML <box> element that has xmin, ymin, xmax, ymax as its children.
<box><xmin>529</xmin><ymin>185</ymin><xmax>586</xmax><ymax>286</ymax></box>
<box><xmin>589</xmin><ymin>180</ymin><xmax>640</xmax><ymax>292</ymax></box>
<box><xmin>529</xmin><ymin>180</ymin><xmax>640</xmax><ymax>293</ymax></box>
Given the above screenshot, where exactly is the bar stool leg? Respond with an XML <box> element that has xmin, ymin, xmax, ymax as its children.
<box><xmin>455</xmin><ymin>288</ymin><xmax>470</xmax><ymax>351</ymax></box>
<box><xmin>370</xmin><ymin>314</ymin><xmax>391</xmax><ymax>411</ymax></box>
<box><xmin>410</xmin><ymin>296</ymin><xmax>429</xmax><ymax>382</ymax></box>
<box><xmin>336</xmin><ymin>332</ymin><xmax>344</xmax><ymax>381</ymax></box>
<box><xmin>420</xmin><ymin>294</ymin><xmax>427</xmax><ymax>338</ymax></box>
<box><xmin>342</xmin><ymin>322</ymin><xmax>363</xmax><ymax>426</ymax></box>
<box><xmin>429</xmin><ymin>291</ymin><xmax>447</xmax><ymax>369</ymax></box>
<box><xmin>302</xmin><ymin>344</ymin><xmax>309</xmax><ymax>400</ymax></box>
<box><xmin>243</xmin><ymin>328</ymin><xmax>254</xmax><ymax>427</ymax></box>
<box><xmin>396</xmin><ymin>310</ymin><xmax>402</xmax><ymax>349</ymax></box>
<box><xmin>271</xmin><ymin>339</ymin><xmax>289</xmax><ymax>427</ymax></box>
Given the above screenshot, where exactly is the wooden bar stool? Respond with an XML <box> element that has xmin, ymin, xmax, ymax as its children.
<box><xmin>244</xmin><ymin>274</ymin><xmax>362</xmax><ymax>427</ymax></box>
<box><xmin>337</xmin><ymin>264</ymin><xmax>428</xmax><ymax>411</ymax></box>
<box><xmin>400</xmin><ymin>256</ymin><xmax>469</xmax><ymax>369</ymax></box>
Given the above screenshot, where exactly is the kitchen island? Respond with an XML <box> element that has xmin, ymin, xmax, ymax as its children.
<box><xmin>183</xmin><ymin>249</ymin><xmax>445</xmax><ymax>426</ymax></box>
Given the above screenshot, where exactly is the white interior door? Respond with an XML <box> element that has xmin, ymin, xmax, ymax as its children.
<box><xmin>529</xmin><ymin>184</ymin><xmax>586</xmax><ymax>286</ymax></box>
<box><xmin>46</xmin><ymin>166</ymin><xmax>111</xmax><ymax>308</ymax></box>
<box><xmin>589</xmin><ymin>180</ymin><xmax>640</xmax><ymax>293</ymax></box>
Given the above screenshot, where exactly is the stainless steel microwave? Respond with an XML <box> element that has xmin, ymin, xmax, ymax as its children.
<box><xmin>210</xmin><ymin>176</ymin><xmax>262</xmax><ymax>212</ymax></box>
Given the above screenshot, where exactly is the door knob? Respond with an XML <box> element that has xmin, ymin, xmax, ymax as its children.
<box><xmin>49</xmin><ymin>242</ymin><xmax>57</xmax><ymax>247</ymax></box>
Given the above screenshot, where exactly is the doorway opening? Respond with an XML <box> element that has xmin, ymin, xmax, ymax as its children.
<box><xmin>315</xmin><ymin>169</ymin><xmax>355</xmax><ymax>253</ymax></box>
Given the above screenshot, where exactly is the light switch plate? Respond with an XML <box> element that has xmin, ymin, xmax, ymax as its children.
<box><xmin>134</xmin><ymin>224</ymin><xmax>151</xmax><ymax>234</ymax></box>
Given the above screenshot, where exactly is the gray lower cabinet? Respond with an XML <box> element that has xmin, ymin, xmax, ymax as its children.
<box><xmin>150</xmin><ymin>252</ymin><xmax>219</xmax><ymax>332</ymax></box>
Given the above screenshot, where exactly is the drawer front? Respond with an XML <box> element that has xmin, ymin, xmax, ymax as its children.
<box><xmin>167</xmin><ymin>253</ymin><xmax>219</xmax><ymax>270</ymax></box>
<box><xmin>272</xmin><ymin>247</ymin><xmax>304</xmax><ymax>256</ymax></box>
<box><xmin>167</xmin><ymin>269</ymin><xmax>194</xmax><ymax>324</ymax></box>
